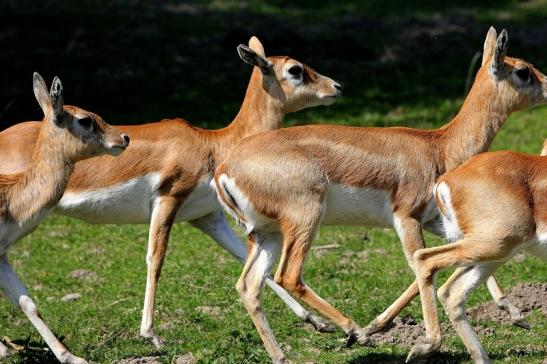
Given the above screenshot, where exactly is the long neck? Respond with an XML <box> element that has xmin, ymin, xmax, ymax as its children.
<box><xmin>212</xmin><ymin>69</ymin><xmax>284</xmax><ymax>162</ymax></box>
<box><xmin>8</xmin><ymin>123</ymin><xmax>74</xmax><ymax>223</ymax></box>
<box><xmin>439</xmin><ymin>68</ymin><xmax>511</xmax><ymax>171</ymax></box>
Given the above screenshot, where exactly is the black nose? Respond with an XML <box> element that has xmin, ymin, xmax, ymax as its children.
<box><xmin>123</xmin><ymin>134</ymin><xmax>130</xmax><ymax>145</ymax></box>
<box><xmin>334</xmin><ymin>82</ymin><xmax>343</xmax><ymax>91</ymax></box>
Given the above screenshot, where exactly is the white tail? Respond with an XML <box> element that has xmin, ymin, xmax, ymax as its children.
<box><xmin>410</xmin><ymin>146</ymin><xmax>546</xmax><ymax>362</ymax></box>
<box><xmin>213</xmin><ymin>27</ymin><xmax>547</xmax><ymax>362</ymax></box>
<box><xmin>0</xmin><ymin>73</ymin><xmax>128</xmax><ymax>363</ymax></box>
<box><xmin>0</xmin><ymin>37</ymin><xmax>341</xmax><ymax>347</ymax></box>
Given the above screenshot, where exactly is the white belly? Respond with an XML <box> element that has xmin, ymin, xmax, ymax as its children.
<box><xmin>175</xmin><ymin>177</ymin><xmax>220</xmax><ymax>221</ymax></box>
<box><xmin>56</xmin><ymin>173</ymin><xmax>161</xmax><ymax>224</ymax></box>
<box><xmin>321</xmin><ymin>184</ymin><xmax>394</xmax><ymax>227</ymax></box>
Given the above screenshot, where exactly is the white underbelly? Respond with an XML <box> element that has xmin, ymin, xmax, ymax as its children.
<box><xmin>175</xmin><ymin>177</ymin><xmax>220</xmax><ymax>221</ymax></box>
<box><xmin>321</xmin><ymin>184</ymin><xmax>394</xmax><ymax>227</ymax></box>
<box><xmin>56</xmin><ymin>173</ymin><xmax>161</xmax><ymax>224</ymax></box>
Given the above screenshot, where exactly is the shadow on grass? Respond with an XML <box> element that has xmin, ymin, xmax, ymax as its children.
<box><xmin>5</xmin><ymin>337</ymin><xmax>59</xmax><ymax>364</ymax></box>
<box><xmin>347</xmin><ymin>351</ymin><xmax>471</xmax><ymax>364</ymax></box>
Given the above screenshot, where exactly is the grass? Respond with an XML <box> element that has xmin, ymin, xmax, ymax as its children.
<box><xmin>0</xmin><ymin>0</ymin><xmax>546</xmax><ymax>363</ymax></box>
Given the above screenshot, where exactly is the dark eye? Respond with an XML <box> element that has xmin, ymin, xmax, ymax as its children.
<box><xmin>78</xmin><ymin>117</ymin><xmax>93</xmax><ymax>129</ymax></box>
<box><xmin>288</xmin><ymin>65</ymin><xmax>303</xmax><ymax>77</ymax></box>
<box><xmin>515</xmin><ymin>67</ymin><xmax>531</xmax><ymax>82</ymax></box>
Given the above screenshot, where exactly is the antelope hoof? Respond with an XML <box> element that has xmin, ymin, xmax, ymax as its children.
<box><xmin>142</xmin><ymin>332</ymin><xmax>165</xmax><ymax>348</ymax></box>
<box><xmin>59</xmin><ymin>352</ymin><xmax>88</xmax><ymax>364</ymax></box>
<box><xmin>512</xmin><ymin>318</ymin><xmax>531</xmax><ymax>330</ymax></box>
<box><xmin>362</xmin><ymin>318</ymin><xmax>383</xmax><ymax>336</ymax></box>
<box><xmin>306</xmin><ymin>313</ymin><xmax>336</xmax><ymax>333</ymax></box>
<box><xmin>355</xmin><ymin>328</ymin><xmax>373</xmax><ymax>346</ymax></box>
<box><xmin>405</xmin><ymin>337</ymin><xmax>439</xmax><ymax>362</ymax></box>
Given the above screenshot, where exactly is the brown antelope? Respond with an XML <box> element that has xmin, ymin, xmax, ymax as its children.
<box><xmin>0</xmin><ymin>73</ymin><xmax>129</xmax><ymax>363</ymax></box>
<box><xmin>410</xmin><ymin>144</ymin><xmax>546</xmax><ymax>363</ymax></box>
<box><xmin>212</xmin><ymin>27</ymin><xmax>547</xmax><ymax>363</ymax></box>
<box><xmin>0</xmin><ymin>37</ymin><xmax>342</xmax><ymax>347</ymax></box>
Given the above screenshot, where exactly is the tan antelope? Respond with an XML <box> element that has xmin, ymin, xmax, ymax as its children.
<box><xmin>0</xmin><ymin>37</ymin><xmax>342</xmax><ymax>347</ymax></box>
<box><xmin>212</xmin><ymin>27</ymin><xmax>547</xmax><ymax>363</ymax></box>
<box><xmin>0</xmin><ymin>73</ymin><xmax>129</xmax><ymax>364</ymax></box>
<box><xmin>410</xmin><ymin>143</ymin><xmax>546</xmax><ymax>363</ymax></box>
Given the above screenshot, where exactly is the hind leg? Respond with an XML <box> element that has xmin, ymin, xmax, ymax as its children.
<box><xmin>190</xmin><ymin>212</ymin><xmax>334</xmax><ymax>333</ymax></box>
<box><xmin>236</xmin><ymin>232</ymin><xmax>290</xmax><ymax>363</ymax></box>
<box><xmin>274</xmin><ymin>217</ymin><xmax>362</xmax><ymax>344</ymax></box>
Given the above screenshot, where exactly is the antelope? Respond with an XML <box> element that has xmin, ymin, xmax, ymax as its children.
<box><xmin>0</xmin><ymin>37</ymin><xmax>342</xmax><ymax>347</ymax></box>
<box><xmin>212</xmin><ymin>27</ymin><xmax>547</xmax><ymax>363</ymax></box>
<box><xmin>0</xmin><ymin>73</ymin><xmax>129</xmax><ymax>364</ymax></box>
<box><xmin>410</xmin><ymin>143</ymin><xmax>546</xmax><ymax>363</ymax></box>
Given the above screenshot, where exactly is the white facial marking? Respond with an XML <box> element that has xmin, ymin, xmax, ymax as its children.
<box><xmin>321</xmin><ymin>184</ymin><xmax>394</xmax><ymax>227</ymax></box>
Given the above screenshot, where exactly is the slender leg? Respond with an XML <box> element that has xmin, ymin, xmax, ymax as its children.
<box><xmin>408</xmin><ymin>240</ymin><xmax>503</xmax><ymax>362</ymax></box>
<box><xmin>236</xmin><ymin>233</ymin><xmax>289</xmax><ymax>364</ymax></box>
<box><xmin>485</xmin><ymin>276</ymin><xmax>528</xmax><ymax>328</ymax></box>
<box><xmin>424</xmin><ymin>220</ymin><xmax>526</xmax><ymax>328</ymax></box>
<box><xmin>140</xmin><ymin>196</ymin><xmax>180</xmax><ymax>347</ymax></box>
<box><xmin>0</xmin><ymin>256</ymin><xmax>87</xmax><ymax>364</ymax></box>
<box><xmin>362</xmin><ymin>216</ymin><xmax>425</xmax><ymax>339</ymax></box>
<box><xmin>438</xmin><ymin>266</ymin><xmax>498</xmax><ymax>363</ymax></box>
<box><xmin>190</xmin><ymin>211</ymin><xmax>335</xmax><ymax>332</ymax></box>
<box><xmin>274</xmin><ymin>222</ymin><xmax>362</xmax><ymax>343</ymax></box>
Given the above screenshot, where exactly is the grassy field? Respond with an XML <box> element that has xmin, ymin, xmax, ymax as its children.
<box><xmin>1</xmin><ymin>0</ymin><xmax>546</xmax><ymax>363</ymax></box>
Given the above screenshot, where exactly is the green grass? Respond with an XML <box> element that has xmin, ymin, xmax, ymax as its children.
<box><xmin>1</xmin><ymin>0</ymin><xmax>547</xmax><ymax>363</ymax></box>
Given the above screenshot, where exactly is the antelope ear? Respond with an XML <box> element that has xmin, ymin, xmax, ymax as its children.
<box><xmin>237</xmin><ymin>44</ymin><xmax>273</xmax><ymax>75</ymax></box>
<box><xmin>49</xmin><ymin>76</ymin><xmax>64</xmax><ymax>117</ymax></box>
<box><xmin>491</xmin><ymin>29</ymin><xmax>508</xmax><ymax>77</ymax></box>
<box><xmin>249</xmin><ymin>36</ymin><xmax>266</xmax><ymax>57</ymax></box>
<box><xmin>482</xmin><ymin>26</ymin><xmax>497</xmax><ymax>66</ymax></box>
<box><xmin>33</xmin><ymin>72</ymin><xmax>52</xmax><ymax>116</ymax></box>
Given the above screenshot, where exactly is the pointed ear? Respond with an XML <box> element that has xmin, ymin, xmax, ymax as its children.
<box><xmin>248</xmin><ymin>36</ymin><xmax>266</xmax><ymax>57</ymax></box>
<box><xmin>237</xmin><ymin>44</ymin><xmax>273</xmax><ymax>75</ymax></box>
<box><xmin>49</xmin><ymin>76</ymin><xmax>64</xmax><ymax>117</ymax></box>
<box><xmin>491</xmin><ymin>29</ymin><xmax>508</xmax><ymax>76</ymax></box>
<box><xmin>33</xmin><ymin>72</ymin><xmax>52</xmax><ymax>116</ymax></box>
<box><xmin>482</xmin><ymin>26</ymin><xmax>497</xmax><ymax>66</ymax></box>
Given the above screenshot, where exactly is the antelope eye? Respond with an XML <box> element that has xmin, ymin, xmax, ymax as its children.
<box><xmin>78</xmin><ymin>117</ymin><xmax>93</xmax><ymax>128</ymax></box>
<box><xmin>288</xmin><ymin>65</ymin><xmax>303</xmax><ymax>77</ymax></box>
<box><xmin>515</xmin><ymin>67</ymin><xmax>531</xmax><ymax>82</ymax></box>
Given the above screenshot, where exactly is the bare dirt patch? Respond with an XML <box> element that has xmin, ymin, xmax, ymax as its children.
<box><xmin>117</xmin><ymin>356</ymin><xmax>162</xmax><ymax>364</ymax></box>
<box><xmin>468</xmin><ymin>282</ymin><xmax>547</xmax><ymax>324</ymax></box>
<box><xmin>367</xmin><ymin>283</ymin><xmax>546</xmax><ymax>348</ymax></box>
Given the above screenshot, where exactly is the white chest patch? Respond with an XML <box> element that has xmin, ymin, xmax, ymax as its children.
<box><xmin>0</xmin><ymin>209</ymin><xmax>51</xmax><ymax>256</ymax></box>
<box><xmin>321</xmin><ymin>184</ymin><xmax>394</xmax><ymax>227</ymax></box>
<box><xmin>175</xmin><ymin>177</ymin><xmax>221</xmax><ymax>222</ymax></box>
<box><xmin>57</xmin><ymin>173</ymin><xmax>161</xmax><ymax>224</ymax></box>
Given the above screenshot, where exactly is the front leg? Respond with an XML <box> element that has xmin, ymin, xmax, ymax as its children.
<box><xmin>0</xmin><ymin>256</ymin><xmax>87</xmax><ymax>364</ymax></box>
<box><xmin>140</xmin><ymin>196</ymin><xmax>180</xmax><ymax>348</ymax></box>
<box><xmin>190</xmin><ymin>211</ymin><xmax>335</xmax><ymax>333</ymax></box>
<box><xmin>361</xmin><ymin>215</ymin><xmax>426</xmax><ymax>340</ymax></box>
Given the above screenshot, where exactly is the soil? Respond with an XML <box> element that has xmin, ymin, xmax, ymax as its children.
<box><xmin>368</xmin><ymin>283</ymin><xmax>546</xmax><ymax>349</ymax></box>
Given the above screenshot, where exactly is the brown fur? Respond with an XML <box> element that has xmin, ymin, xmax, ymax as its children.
<box><xmin>0</xmin><ymin>37</ymin><xmax>341</xmax><ymax>347</ymax></box>
<box><xmin>411</xmin><ymin>151</ymin><xmax>546</xmax><ymax>363</ymax></box>
<box><xmin>213</xmin><ymin>28</ymin><xmax>547</xmax><ymax>362</ymax></box>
